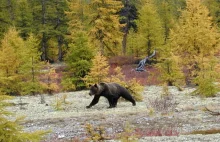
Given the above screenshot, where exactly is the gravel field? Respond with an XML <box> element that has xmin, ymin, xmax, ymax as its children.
<box><xmin>6</xmin><ymin>86</ymin><xmax>220</xmax><ymax>141</ymax></box>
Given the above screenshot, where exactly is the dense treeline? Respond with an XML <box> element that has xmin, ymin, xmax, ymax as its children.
<box><xmin>0</xmin><ymin>0</ymin><xmax>185</xmax><ymax>61</ymax></box>
<box><xmin>0</xmin><ymin>0</ymin><xmax>220</xmax><ymax>97</ymax></box>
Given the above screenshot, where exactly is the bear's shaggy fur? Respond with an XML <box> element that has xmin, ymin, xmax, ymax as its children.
<box><xmin>86</xmin><ymin>82</ymin><xmax>136</xmax><ymax>108</ymax></box>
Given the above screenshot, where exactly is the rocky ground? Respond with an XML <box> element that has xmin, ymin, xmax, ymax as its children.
<box><xmin>6</xmin><ymin>86</ymin><xmax>220</xmax><ymax>142</ymax></box>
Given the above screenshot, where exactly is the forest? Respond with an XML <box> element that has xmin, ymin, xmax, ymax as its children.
<box><xmin>1</xmin><ymin>0</ymin><xmax>220</xmax><ymax>141</ymax></box>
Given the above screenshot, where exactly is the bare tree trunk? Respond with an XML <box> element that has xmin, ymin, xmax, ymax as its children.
<box><xmin>41</xmin><ymin>0</ymin><xmax>47</xmax><ymax>61</ymax></box>
<box><xmin>31</xmin><ymin>56</ymin><xmax>35</xmax><ymax>82</ymax></box>
<box><xmin>55</xmin><ymin>0</ymin><xmax>63</xmax><ymax>62</ymax></box>
<box><xmin>100</xmin><ymin>40</ymin><xmax>104</xmax><ymax>55</ymax></box>
<box><xmin>41</xmin><ymin>32</ymin><xmax>47</xmax><ymax>61</ymax></box>
<box><xmin>7</xmin><ymin>0</ymin><xmax>14</xmax><ymax>22</ymax></box>
<box><xmin>122</xmin><ymin>31</ymin><xmax>128</xmax><ymax>55</ymax></box>
<box><xmin>147</xmin><ymin>35</ymin><xmax>152</xmax><ymax>57</ymax></box>
<box><xmin>58</xmin><ymin>36</ymin><xmax>63</xmax><ymax>61</ymax></box>
<box><xmin>31</xmin><ymin>56</ymin><xmax>36</xmax><ymax>95</ymax></box>
<box><xmin>40</xmin><ymin>94</ymin><xmax>45</xmax><ymax>104</ymax></box>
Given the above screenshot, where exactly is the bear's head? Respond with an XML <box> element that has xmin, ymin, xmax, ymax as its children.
<box><xmin>89</xmin><ymin>83</ymin><xmax>105</xmax><ymax>96</ymax></box>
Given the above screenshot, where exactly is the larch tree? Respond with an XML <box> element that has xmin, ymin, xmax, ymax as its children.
<box><xmin>19</xmin><ymin>34</ymin><xmax>43</xmax><ymax>95</ymax></box>
<box><xmin>89</xmin><ymin>0</ymin><xmax>123</xmax><ymax>56</ymax></box>
<box><xmin>66</xmin><ymin>0</ymin><xmax>90</xmax><ymax>36</ymax></box>
<box><xmin>0</xmin><ymin>28</ymin><xmax>43</xmax><ymax>96</ymax></box>
<box><xmin>156</xmin><ymin>43</ymin><xmax>184</xmax><ymax>87</ymax></box>
<box><xmin>155</xmin><ymin>0</ymin><xmax>175</xmax><ymax>44</ymax></box>
<box><xmin>0</xmin><ymin>27</ymin><xmax>23</xmax><ymax>95</ymax></box>
<box><xmin>136</xmin><ymin>0</ymin><xmax>164</xmax><ymax>57</ymax></box>
<box><xmin>170</xmin><ymin>0</ymin><xmax>220</xmax><ymax>96</ymax></box>
<box><xmin>126</xmin><ymin>29</ymin><xmax>142</xmax><ymax>57</ymax></box>
<box><xmin>153</xmin><ymin>0</ymin><xmax>185</xmax><ymax>86</ymax></box>
<box><xmin>84</xmin><ymin>53</ymin><xmax>109</xmax><ymax>85</ymax></box>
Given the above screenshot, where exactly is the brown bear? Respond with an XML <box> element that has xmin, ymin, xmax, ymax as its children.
<box><xmin>86</xmin><ymin>82</ymin><xmax>136</xmax><ymax>108</ymax></box>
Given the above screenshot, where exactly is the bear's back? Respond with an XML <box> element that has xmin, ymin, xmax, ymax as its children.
<box><xmin>105</xmin><ymin>83</ymin><xmax>128</xmax><ymax>94</ymax></box>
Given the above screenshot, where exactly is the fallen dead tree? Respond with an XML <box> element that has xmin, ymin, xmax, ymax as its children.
<box><xmin>205</xmin><ymin>106</ymin><xmax>220</xmax><ymax>115</ymax></box>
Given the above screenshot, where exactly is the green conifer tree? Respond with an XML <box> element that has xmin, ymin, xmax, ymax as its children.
<box><xmin>203</xmin><ymin>0</ymin><xmax>220</xmax><ymax>27</ymax></box>
<box><xmin>119</xmin><ymin>0</ymin><xmax>138</xmax><ymax>55</ymax></box>
<box><xmin>19</xmin><ymin>34</ymin><xmax>43</xmax><ymax>95</ymax></box>
<box><xmin>16</xmin><ymin>0</ymin><xmax>33</xmax><ymax>39</ymax></box>
<box><xmin>0</xmin><ymin>0</ymin><xmax>18</xmax><ymax>38</ymax></box>
<box><xmin>63</xmin><ymin>32</ymin><xmax>93</xmax><ymax>91</ymax></box>
<box><xmin>63</xmin><ymin>0</ymin><xmax>93</xmax><ymax>91</ymax></box>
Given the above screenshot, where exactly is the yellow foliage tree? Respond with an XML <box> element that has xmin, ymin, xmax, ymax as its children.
<box><xmin>0</xmin><ymin>28</ymin><xmax>43</xmax><ymax>96</ymax></box>
<box><xmin>41</xmin><ymin>63</ymin><xmax>59</xmax><ymax>95</ymax></box>
<box><xmin>0</xmin><ymin>28</ymin><xmax>23</xmax><ymax>95</ymax></box>
<box><xmin>89</xmin><ymin>0</ymin><xmax>123</xmax><ymax>55</ymax></box>
<box><xmin>136</xmin><ymin>0</ymin><xmax>164</xmax><ymax>57</ymax></box>
<box><xmin>84</xmin><ymin>52</ymin><xmax>109</xmax><ymax>85</ymax></box>
<box><xmin>156</xmin><ymin>44</ymin><xmax>184</xmax><ymax>87</ymax></box>
<box><xmin>170</xmin><ymin>0</ymin><xmax>220</xmax><ymax>96</ymax></box>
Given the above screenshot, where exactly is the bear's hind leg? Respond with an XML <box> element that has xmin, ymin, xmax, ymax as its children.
<box><xmin>121</xmin><ymin>93</ymin><xmax>136</xmax><ymax>106</ymax></box>
<box><xmin>107</xmin><ymin>98</ymin><xmax>114</xmax><ymax>108</ymax></box>
<box><xmin>112</xmin><ymin>98</ymin><xmax>119</xmax><ymax>107</ymax></box>
<box><xmin>107</xmin><ymin>97</ymin><xmax>118</xmax><ymax>108</ymax></box>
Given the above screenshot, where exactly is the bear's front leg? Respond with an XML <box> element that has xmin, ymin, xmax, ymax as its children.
<box><xmin>107</xmin><ymin>98</ymin><xmax>116</xmax><ymax>108</ymax></box>
<box><xmin>86</xmin><ymin>95</ymin><xmax>100</xmax><ymax>109</ymax></box>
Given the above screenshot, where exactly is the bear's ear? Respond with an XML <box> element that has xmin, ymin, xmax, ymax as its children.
<box><xmin>94</xmin><ymin>84</ymin><xmax>98</xmax><ymax>88</ymax></box>
<box><xmin>89</xmin><ymin>84</ymin><xmax>92</xmax><ymax>87</ymax></box>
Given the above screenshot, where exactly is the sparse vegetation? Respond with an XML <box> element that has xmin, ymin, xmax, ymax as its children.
<box><xmin>0</xmin><ymin>94</ymin><xmax>49</xmax><ymax>142</ymax></box>
<box><xmin>117</xmin><ymin>122</ymin><xmax>139</xmax><ymax>142</ymax></box>
<box><xmin>84</xmin><ymin>123</ymin><xmax>109</xmax><ymax>142</ymax></box>
<box><xmin>52</xmin><ymin>94</ymin><xmax>70</xmax><ymax>111</ymax></box>
<box><xmin>147</xmin><ymin>91</ymin><xmax>176</xmax><ymax>113</ymax></box>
